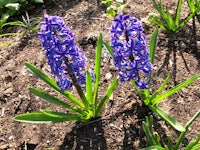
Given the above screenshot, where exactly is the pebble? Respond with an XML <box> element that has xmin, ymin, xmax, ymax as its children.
<box><xmin>8</xmin><ymin>136</ymin><xmax>13</xmax><ymax>140</ymax></box>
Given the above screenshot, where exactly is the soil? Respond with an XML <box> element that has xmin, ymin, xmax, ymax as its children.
<box><xmin>0</xmin><ymin>0</ymin><xmax>200</xmax><ymax>150</ymax></box>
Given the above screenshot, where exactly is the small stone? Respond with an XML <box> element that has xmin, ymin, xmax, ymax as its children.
<box><xmin>8</xmin><ymin>136</ymin><xmax>13</xmax><ymax>140</ymax></box>
<box><xmin>105</xmin><ymin>72</ymin><xmax>112</xmax><ymax>80</ymax></box>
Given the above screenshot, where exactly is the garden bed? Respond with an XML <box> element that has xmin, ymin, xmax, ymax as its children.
<box><xmin>0</xmin><ymin>0</ymin><xmax>200</xmax><ymax>149</ymax></box>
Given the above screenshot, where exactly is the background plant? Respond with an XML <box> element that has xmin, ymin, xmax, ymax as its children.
<box><xmin>142</xmin><ymin>111</ymin><xmax>200</xmax><ymax>150</ymax></box>
<box><xmin>101</xmin><ymin>0</ymin><xmax>127</xmax><ymax>18</ymax></box>
<box><xmin>104</xmin><ymin>13</ymin><xmax>200</xmax><ymax>132</ymax></box>
<box><xmin>150</xmin><ymin>0</ymin><xmax>197</xmax><ymax>33</ymax></box>
<box><xmin>0</xmin><ymin>0</ymin><xmax>43</xmax><ymax>31</ymax></box>
<box><xmin>0</xmin><ymin>11</ymin><xmax>42</xmax><ymax>48</ymax></box>
<box><xmin>14</xmin><ymin>15</ymin><xmax>118</xmax><ymax>123</ymax></box>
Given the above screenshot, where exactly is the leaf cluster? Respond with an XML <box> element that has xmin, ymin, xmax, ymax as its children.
<box><xmin>142</xmin><ymin>112</ymin><xmax>200</xmax><ymax>150</ymax></box>
<box><xmin>150</xmin><ymin>0</ymin><xmax>200</xmax><ymax>33</ymax></box>
<box><xmin>101</xmin><ymin>0</ymin><xmax>127</xmax><ymax>18</ymax></box>
<box><xmin>0</xmin><ymin>0</ymin><xmax>43</xmax><ymax>31</ymax></box>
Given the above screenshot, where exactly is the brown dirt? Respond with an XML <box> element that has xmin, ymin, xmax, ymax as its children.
<box><xmin>0</xmin><ymin>0</ymin><xmax>200</xmax><ymax>149</ymax></box>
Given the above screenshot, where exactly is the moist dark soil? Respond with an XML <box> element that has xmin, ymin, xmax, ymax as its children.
<box><xmin>0</xmin><ymin>0</ymin><xmax>200</xmax><ymax>150</ymax></box>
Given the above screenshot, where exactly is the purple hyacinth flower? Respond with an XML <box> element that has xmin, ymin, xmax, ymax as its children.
<box><xmin>110</xmin><ymin>13</ymin><xmax>153</xmax><ymax>89</ymax></box>
<box><xmin>38</xmin><ymin>15</ymin><xmax>88</xmax><ymax>91</ymax></box>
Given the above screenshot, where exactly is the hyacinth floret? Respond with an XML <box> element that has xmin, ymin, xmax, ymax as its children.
<box><xmin>110</xmin><ymin>13</ymin><xmax>153</xmax><ymax>89</ymax></box>
<box><xmin>38</xmin><ymin>15</ymin><xmax>87</xmax><ymax>91</ymax></box>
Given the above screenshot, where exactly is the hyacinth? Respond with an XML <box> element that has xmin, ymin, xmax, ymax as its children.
<box><xmin>110</xmin><ymin>13</ymin><xmax>153</xmax><ymax>89</ymax></box>
<box><xmin>38</xmin><ymin>15</ymin><xmax>87</xmax><ymax>91</ymax></box>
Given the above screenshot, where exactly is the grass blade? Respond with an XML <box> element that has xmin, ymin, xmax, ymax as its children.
<box><xmin>149</xmin><ymin>105</ymin><xmax>185</xmax><ymax>132</ymax></box>
<box><xmin>152</xmin><ymin>74</ymin><xmax>200</xmax><ymax>105</ymax></box>
<box><xmin>93</xmin><ymin>33</ymin><xmax>103</xmax><ymax>113</ymax></box>
<box><xmin>149</xmin><ymin>28</ymin><xmax>158</xmax><ymax>64</ymax></box>
<box><xmin>29</xmin><ymin>87</ymin><xmax>86</xmax><ymax>115</ymax></box>
<box><xmin>25</xmin><ymin>62</ymin><xmax>84</xmax><ymax>108</ymax></box>
<box><xmin>96</xmin><ymin>78</ymin><xmax>118</xmax><ymax>116</ymax></box>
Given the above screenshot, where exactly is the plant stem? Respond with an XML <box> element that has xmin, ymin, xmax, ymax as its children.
<box><xmin>64</xmin><ymin>59</ymin><xmax>91</xmax><ymax>112</ymax></box>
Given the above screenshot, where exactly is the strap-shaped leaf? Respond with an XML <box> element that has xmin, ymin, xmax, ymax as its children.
<box><xmin>175</xmin><ymin>110</ymin><xmax>200</xmax><ymax>150</ymax></box>
<box><xmin>152</xmin><ymin>16</ymin><xmax>168</xmax><ymax>31</ymax></box>
<box><xmin>152</xmin><ymin>74</ymin><xmax>200</xmax><ymax>105</ymax></box>
<box><xmin>184</xmin><ymin>134</ymin><xmax>200</xmax><ymax>150</ymax></box>
<box><xmin>93</xmin><ymin>33</ymin><xmax>103</xmax><ymax>112</ymax></box>
<box><xmin>96</xmin><ymin>78</ymin><xmax>118</xmax><ymax>116</ymax></box>
<box><xmin>142</xmin><ymin>116</ymin><xmax>157</xmax><ymax>146</ymax></box>
<box><xmin>150</xmin><ymin>73</ymin><xmax>171</xmax><ymax>103</ymax></box>
<box><xmin>86</xmin><ymin>71</ymin><xmax>93</xmax><ymax>106</ymax></box>
<box><xmin>41</xmin><ymin>109</ymin><xmax>83</xmax><ymax>121</ymax></box>
<box><xmin>103</xmin><ymin>40</ymin><xmax>114</xmax><ymax>57</ymax></box>
<box><xmin>175</xmin><ymin>0</ymin><xmax>183</xmax><ymax>26</ymax></box>
<box><xmin>141</xmin><ymin>145</ymin><xmax>165</xmax><ymax>150</ymax></box>
<box><xmin>149</xmin><ymin>28</ymin><xmax>158</xmax><ymax>64</ymax></box>
<box><xmin>29</xmin><ymin>87</ymin><xmax>86</xmax><ymax>115</ymax></box>
<box><xmin>166</xmin><ymin>10</ymin><xmax>175</xmax><ymax>31</ymax></box>
<box><xmin>166</xmin><ymin>136</ymin><xmax>173</xmax><ymax>150</ymax></box>
<box><xmin>25</xmin><ymin>62</ymin><xmax>84</xmax><ymax>108</ymax></box>
<box><xmin>14</xmin><ymin>111</ymin><xmax>81</xmax><ymax>123</ymax></box>
<box><xmin>149</xmin><ymin>105</ymin><xmax>185</xmax><ymax>132</ymax></box>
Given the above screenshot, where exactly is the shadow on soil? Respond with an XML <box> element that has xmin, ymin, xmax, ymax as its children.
<box><xmin>59</xmin><ymin>117</ymin><xmax>107</xmax><ymax>150</ymax></box>
<box><xmin>59</xmin><ymin>102</ymin><xmax>170</xmax><ymax>149</ymax></box>
<box><xmin>157</xmin><ymin>17</ymin><xmax>200</xmax><ymax>84</ymax></box>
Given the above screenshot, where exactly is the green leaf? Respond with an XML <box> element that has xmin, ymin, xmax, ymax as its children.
<box><xmin>96</xmin><ymin>78</ymin><xmax>118</xmax><ymax>116</ymax></box>
<box><xmin>14</xmin><ymin>112</ymin><xmax>81</xmax><ymax>123</ymax></box>
<box><xmin>149</xmin><ymin>28</ymin><xmax>158</xmax><ymax>64</ymax></box>
<box><xmin>175</xmin><ymin>0</ymin><xmax>183</xmax><ymax>26</ymax></box>
<box><xmin>141</xmin><ymin>145</ymin><xmax>165</xmax><ymax>150</ymax></box>
<box><xmin>107</xmin><ymin>6</ymin><xmax>116</xmax><ymax>18</ymax></box>
<box><xmin>149</xmin><ymin>105</ymin><xmax>185</xmax><ymax>132</ymax></box>
<box><xmin>142</xmin><ymin>116</ymin><xmax>157</xmax><ymax>146</ymax></box>
<box><xmin>166</xmin><ymin>136</ymin><xmax>173</xmax><ymax>150</ymax></box>
<box><xmin>86</xmin><ymin>71</ymin><xmax>93</xmax><ymax>106</ymax></box>
<box><xmin>5</xmin><ymin>3</ymin><xmax>20</xmax><ymax>11</ymax></box>
<box><xmin>29</xmin><ymin>87</ymin><xmax>86</xmax><ymax>115</ymax></box>
<box><xmin>165</xmin><ymin>10</ymin><xmax>175</xmax><ymax>31</ymax></box>
<box><xmin>0</xmin><ymin>32</ymin><xmax>18</xmax><ymax>37</ymax></box>
<box><xmin>93</xmin><ymin>33</ymin><xmax>102</xmax><ymax>113</ymax></box>
<box><xmin>175</xmin><ymin>110</ymin><xmax>200</xmax><ymax>150</ymax></box>
<box><xmin>1</xmin><ymin>21</ymin><xmax>26</xmax><ymax>28</ymax></box>
<box><xmin>178</xmin><ymin>12</ymin><xmax>195</xmax><ymax>32</ymax></box>
<box><xmin>102</xmin><ymin>41</ymin><xmax>114</xmax><ymax>57</ymax></box>
<box><xmin>25</xmin><ymin>62</ymin><xmax>84</xmax><ymax>108</ymax></box>
<box><xmin>184</xmin><ymin>134</ymin><xmax>200</xmax><ymax>150</ymax></box>
<box><xmin>187</xmin><ymin>0</ymin><xmax>195</xmax><ymax>13</ymax></box>
<box><xmin>33</xmin><ymin>0</ymin><xmax>44</xmax><ymax>3</ymax></box>
<box><xmin>152</xmin><ymin>74</ymin><xmax>200</xmax><ymax>105</ymax></box>
<box><xmin>151</xmin><ymin>16</ymin><xmax>168</xmax><ymax>31</ymax></box>
<box><xmin>150</xmin><ymin>73</ymin><xmax>171</xmax><ymax>103</ymax></box>
<box><xmin>41</xmin><ymin>109</ymin><xmax>82</xmax><ymax>121</ymax></box>
<box><xmin>152</xmin><ymin>0</ymin><xmax>167</xmax><ymax>21</ymax></box>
